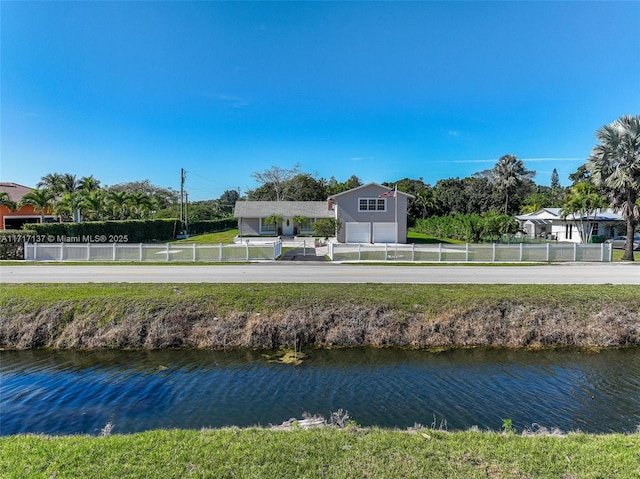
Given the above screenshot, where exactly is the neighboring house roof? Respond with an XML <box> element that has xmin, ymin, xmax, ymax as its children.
<box><xmin>0</xmin><ymin>182</ymin><xmax>34</xmax><ymax>203</ymax></box>
<box><xmin>516</xmin><ymin>208</ymin><xmax>624</xmax><ymax>222</ymax></box>
<box><xmin>234</xmin><ymin>201</ymin><xmax>334</xmax><ymax>218</ymax></box>
<box><xmin>327</xmin><ymin>182</ymin><xmax>415</xmax><ymax>199</ymax></box>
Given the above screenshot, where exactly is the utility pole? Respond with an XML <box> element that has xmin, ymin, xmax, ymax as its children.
<box><xmin>180</xmin><ymin>168</ymin><xmax>186</xmax><ymax>230</ymax></box>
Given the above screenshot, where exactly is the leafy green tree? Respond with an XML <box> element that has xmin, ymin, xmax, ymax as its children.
<box><xmin>285</xmin><ymin>174</ymin><xmax>327</xmax><ymax>201</ymax></box>
<box><xmin>0</xmin><ymin>192</ymin><xmax>17</xmax><ymax>211</ymax></box>
<box><xmin>312</xmin><ymin>218</ymin><xmax>341</xmax><ymax>240</ymax></box>
<box><xmin>218</xmin><ymin>190</ymin><xmax>240</xmax><ymax>215</ymax></box>
<box><xmin>491</xmin><ymin>154</ymin><xmax>535</xmax><ymax>214</ymax></box>
<box><xmin>37</xmin><ymin>173</ymin><xmax>65</xmax><ymax>195</ymax></box>
<box><xmin>250</xmin><ymin>164</ymin><xmax>301</xmax><ymax>201</ymax></box>
<box><xmin>587</xmin><ymin>114</ymin><xmax>640</xmax><ymax>261</ymax></box>
<box><xmin>18</xmin><ymin>189</ymin><xmax>56</xmax><ymax>222</ymax></box>
<box><xmin>561</xmin><ymin>182</ymin><xmax>606</xmax><ymax>244</ymax></box>
<box><xmin>325</xmin><ymin>175</ymin><xmax>362</xmax><ymax>196</ymax></box>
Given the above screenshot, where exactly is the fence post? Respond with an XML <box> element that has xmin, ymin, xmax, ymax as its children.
<box><xmin>192</xmin><ymin>243</ymin><xmax>197</xmax><ymax>262</ymax></box>
<box><xmin>385</xmin><ymin>243</ymin><xmax>388</xmax><ymax>261</ymax></box>
<box><xmin>438</xmin><ymin>243</ymin><xmax>442</xmax><ymax>262</ymax></box>
<box><xmin>139</xmin><ymin>243</ymin><xmax>143</xmax><ymax>261</ymax></box>
<box><xmin>33</xmin><ymin>242</ymin><xmax>37</xmax><ymax>261</ymax></box>
<box><xmin>412</xmin><ymin>243</ymin><xmax>415</xmax><ymax>262</ymax></box>
<box><xmin>60</xmin><ymin>242</ymin><xmax>64</xmax><ymax>261</ymax></box>
<box><xmin>219</xmin><ymin>244</ymin><xmax>222</xmax><ymax>262</ymax></box>
<box><xmin>87</xmin><ymin>242</ymin><xmax>91</xmax><ymax>261</ymax></box>
<box><xmin>358</xmin><ymin>243</ymin><xmax>361</xmax><ymax>261</ymax></box>
<box><xmin>519</xmin><ymin>243</ymin><xmax>523</xmax><ymax>262</ymax></box>
<box><xmin>245</xmin><ymin>241</ymin><xmax>249</xmax><ymax>261</ymax></box>
<box><xmin>492</xmin><ymin>243</ymin><xmax>496</xmax><ymax>262</ymax></box>
<box><xmin>166</xmin><ymin>243</ymin><xmax>170</xmax><ymax>262</ymax></box>
<box><xmin>546</xmin><ymin>243</ymin><xmax>550</xmax><ymax>262</ymax></box>
<box><xmin>574</xmin><ymin>243</ymin><xmax>577</xmax><ymax>262</ymax></box>
<box><xmin>113</xmin><ymin>242</ymin><xmax>117</xmax><ymax>261</ymax></box>
<box><xmin>303</xmin><ymin>240</ymin><xmax>306</xmax><ymax>257</ymax></box>
<box><xmin>465</xmin><ymin>243</ymin><xmax>469</xmax><ymax>262</ymax></box>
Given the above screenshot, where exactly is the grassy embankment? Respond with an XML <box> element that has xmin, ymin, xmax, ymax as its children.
<box><xmin>1</xmin><ymin>427</ymin><xmax>639</xmax><ymax>478</ymax></box>
<box><xmin>1</xmin><ymin>283</ymin><xmax>638</xmax><ymax>350</ymax></box>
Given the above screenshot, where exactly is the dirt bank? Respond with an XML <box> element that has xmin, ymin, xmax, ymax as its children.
<box><xmin>1</xmin><ymin>293</ymin><xmax>638</xmax><ymax>350</ymax></box>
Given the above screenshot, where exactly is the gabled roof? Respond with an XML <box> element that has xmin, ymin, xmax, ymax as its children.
<box><xmin>234</xmin><ymin>201</ymin><xmax>334</xmax><ymax>218</ymax></box>
<box><xmin>327</xmin><ymin>182</ymin><xmax>415</xmax><ymax>199</ymax></box>
<box><xmin>0</xmin><ymin>182</ymin><xmax>34</xmax><ymax>202</ymax></box>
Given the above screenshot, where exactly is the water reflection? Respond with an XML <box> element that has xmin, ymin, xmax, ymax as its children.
<box><xmin>1</xmin><ymin>348</ymin><xmax>638</xmax><ymax>435</ymax></box>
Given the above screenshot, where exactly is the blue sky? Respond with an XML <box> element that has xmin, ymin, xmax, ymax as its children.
<box><xmin>2</xmin><ymin>1</ymin><xmax>639</xmax><ymax>200</ymax></box>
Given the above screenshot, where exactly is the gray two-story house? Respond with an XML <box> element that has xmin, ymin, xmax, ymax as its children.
<box><xmin>234</xmin><ymin>183</ymin><xmax>413</xmax><ymax>243</ymax></box>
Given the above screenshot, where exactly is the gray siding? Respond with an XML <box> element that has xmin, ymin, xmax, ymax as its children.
<box><xmin>332</xmin><ymin>184</ymin><xmax>410</xmax><ymax>243</ymax></box>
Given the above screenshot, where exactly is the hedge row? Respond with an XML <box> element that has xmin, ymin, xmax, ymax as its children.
<box><xmin>24</xmin><ymin>219</ymin><xmax>180</xmax><ymax>243</ymax></box>
<box><xmin>188</xmin><ymin>218</ymin><xmax>237</xmax><ymax>235</ymax></box>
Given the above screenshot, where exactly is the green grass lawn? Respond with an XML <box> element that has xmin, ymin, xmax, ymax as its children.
<box><xmin>171</xmin><ymin>229</ymin><xmax>238</xmax><ymax>244</ymax></box>
<box><xmin>1</xmin><ymin>427</ymin><xmax>638</xmax><ymax>479</ymax></box>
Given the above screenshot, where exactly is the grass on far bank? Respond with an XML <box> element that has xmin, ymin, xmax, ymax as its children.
<box><xmin>1</xmin><ymin>427</ymin><xmax>639</xmax><ymax>479</ymax></box>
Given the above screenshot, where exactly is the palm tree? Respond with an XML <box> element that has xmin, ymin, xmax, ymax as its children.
<box><xmin>79</xmin><ymin>175</ymin><xmax>101</xmax><ymax>192</ymax></box>
<box><xmin>264</xmin><ymin>213</ymin><xmax>283</xmax><ymax>236</ymax></box>
<box><xmin>561</xmin><ymin>182</ymin><xmax>606</xmax><ymax>244</ymax></box>
<box><xmin>37</xmin><ymin>173</ymin><xmax>64</xmax><ymax>195</ymax></box>
<box><xmin>106</xmin><ymin>190</ymin><xmax>129</xmax><ymax>220</ymax></box>
<box><xmin>127</xmin><ymin>192</ymin><xmax>152</xmax><ymax>219</ymax></box>
<box><xmin>492</xmin><ymin>154</ymin><xmax>534</xmax><ymax>214</ymax></box>
<box><xmin>587</xmin><ymin>114</ymin><xmax>640</xmax><ymax>261</ymax></box>
<box><xmin>291</xmin><ymin>215</ymin><xmax>307</xmax><ymax>235</ymax></box>
<box><xmin>18</xmin><ymin>189</ymin><xmax>56</xmax><ymax>223</ymax></box>
<box><xmin>81</xmin><ymin>190</ymin><xmax>106</xmax><ymax>221</ymax></box>
<box><xmin>55</xmin><ymin>192</ymin><xmax>83</xmax><ymax>222</ymax></box>
<box><xmin>0</xmin><ymin>192</ymin><xmax>17</xmax><ymax>212</ymax></box>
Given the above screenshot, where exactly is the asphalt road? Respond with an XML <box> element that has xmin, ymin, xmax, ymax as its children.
<box><xmin>0</xmin><ymin>262</ymin><xmax>638</xmax><ymax>284</ymax></box>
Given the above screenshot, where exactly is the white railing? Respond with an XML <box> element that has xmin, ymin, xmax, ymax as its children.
<box><xmin>24</xmin><ymin>241</ymin><xmax>283</xmax><ymax>262</ymax></box>
<box><xmin>327</xmin><ymin>242</ymin><xmax>613</xmax><ymax>263</ymax></box>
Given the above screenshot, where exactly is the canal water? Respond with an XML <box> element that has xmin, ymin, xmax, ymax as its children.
<box><xmin>1</xmin><ymin>348</ymin><xmax>639</xmax><ymax>436</ymax></box>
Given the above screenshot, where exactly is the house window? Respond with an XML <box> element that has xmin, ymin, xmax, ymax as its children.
<box><xmin>299</xmin><ymin>218</ymin><xmax>314</xmax><ymax>233</ymax></box>
<box><xmin>260</xmin><ymin>218</ymin><xmax>276</xmax><ymax>233</ymax></box>
<box><xmin>358</xmin><ymin>198</ymin><xmax>386</xmax><ymax>212</ymax></box>
<box><xmin>565</xmin><ymin>224</ymin><xmax>572</xmax><ymax>240</ymax></box>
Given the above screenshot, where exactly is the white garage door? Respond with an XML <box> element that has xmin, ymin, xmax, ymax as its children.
<box><xmin>345</xmin><ymin>222</ymin><xmax>370</xmax><ymax>243</ymax></box>
<box><xmin>373</xmin><ymin>223</ymin><xmax>396</xmax><ymax>243</ymax></box>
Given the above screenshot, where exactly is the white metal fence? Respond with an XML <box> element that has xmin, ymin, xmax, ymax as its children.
<box><xmin>24</xmin><ymin>241</ymin><xmax>283</xmax><ymax>262</ymax></box>
<box><xmin>327</xmin><ymin>242</ymin><xmax>613</xmax><ymax>262</ymax></box>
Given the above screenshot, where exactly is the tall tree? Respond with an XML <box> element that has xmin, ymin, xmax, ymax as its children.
<box><xmin>587</xmin><ymin>114</ymin><xmax>640</xmax><ymax>261</ymax></box>
<box><xmin>250</xmin><ymin>164</ymin><xmax>301</xmax><ymax>201</ymax></box>
<box><xmin>79</xmin><ymin>175</ymin><xmax>101</xmax><ymax>192</ymax></box>
<box><xmin>491</xmin><ymin>154</ymin><xmax>535</xmax><ymax>214</ymax></box>
<box><xmin>81</xmin><ymin>190</ymin><xmax>106</xmax><ymax>221</ymax></box>
<box><xmin>106</xmin><ymin>190</ymin><xmax>129</xmax><ymax>220</ymax></box>
<box><xmin>218</xmin><ymin>189</ymin><xmax>240</xmax><ymax>215</ymax></box>
<box><xmin>18</xmin><ymin>189</ymin><xmax>56</xmax><ymax>222</ymax></box>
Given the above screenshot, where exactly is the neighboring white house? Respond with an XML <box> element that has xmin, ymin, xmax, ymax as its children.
<box><xmin>234</xmin><ymin>183</ymin><xmax>414</xmax><ymax>243</ymax></box>
<box><xmin>515</xmin><ymin>208</ymin><xmax>625</xmax><ymax>243</ymax></box>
